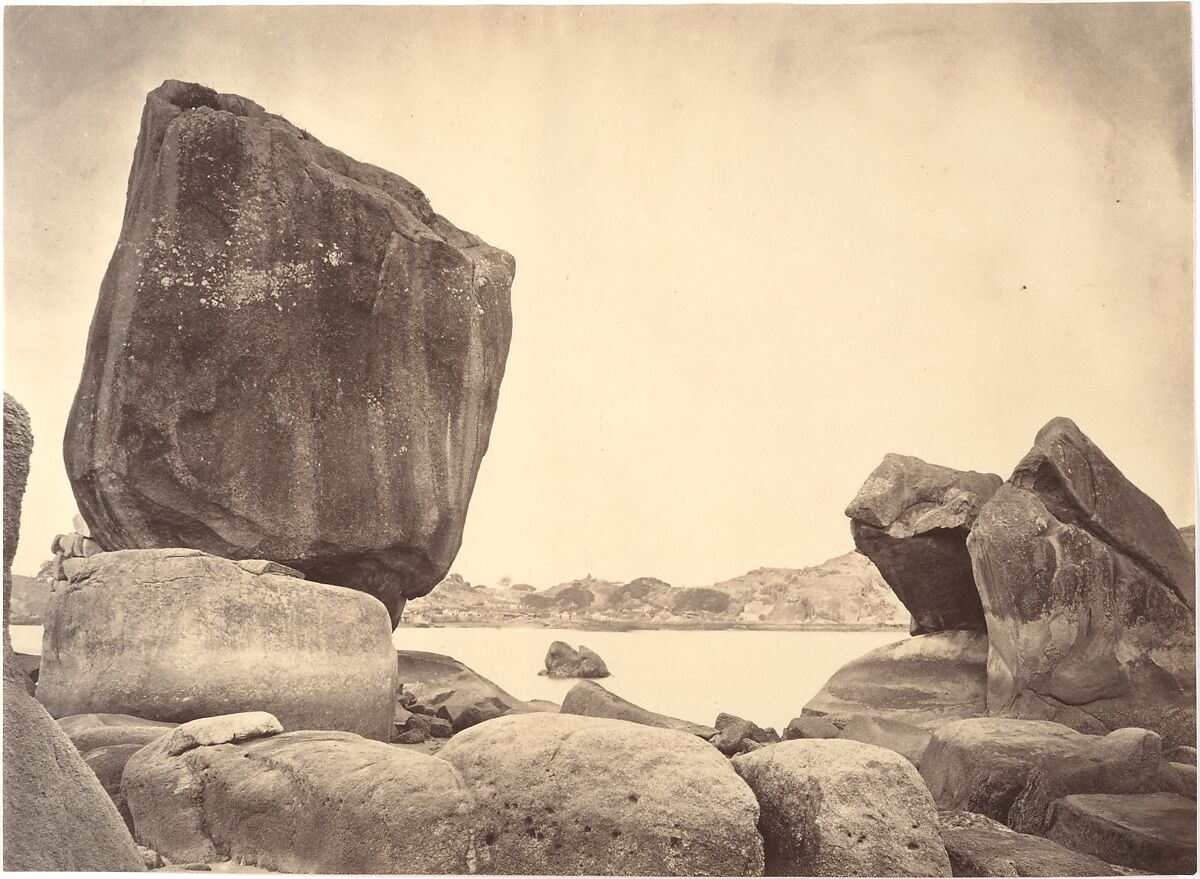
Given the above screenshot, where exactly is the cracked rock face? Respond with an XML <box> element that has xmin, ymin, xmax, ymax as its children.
<box><xmin>64</xmin><ymin>81</ymin><xmax>514</xmax><ymax>624</ymax></box>
<box><xmin>846</xmin><ymin>454</ymin><xmax>1001</xmax><ymax>634</ymax></box>
<box><xmin>967</xmin><ymin>418</ymin><xmax>1195</xmax><ymax>746</ymax></box>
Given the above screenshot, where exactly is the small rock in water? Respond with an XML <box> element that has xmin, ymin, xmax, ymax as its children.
<box><xmin>541</xmin><ymin>640</ymin><xmax>612</xmax><ymax>678</ymax></box>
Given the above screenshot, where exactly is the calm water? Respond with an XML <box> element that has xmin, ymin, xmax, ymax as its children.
<box><xmin>10</xmin><ymin>625</ymin><xmax>903</xmax><ymax>731</ymax></box>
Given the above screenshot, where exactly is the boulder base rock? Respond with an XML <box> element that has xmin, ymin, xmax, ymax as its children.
<box><xmin>803</xmin><ymin>630</ymin><xmax>988</xmax><ymax>731</ymax></box>
<box><xmin>839</xmin><ymin>714</ymin><xmax>932</xmax><ymax>767</ymax></box>
<box><xmin>1045</xmin><ymin>792</ymin><xmax>1196</xmax><ymax>874</ymax></box>
<box><xmin>58</xmin><ymin>713</ymin><xmax>176</xmax><ymax>753</ymax></box>
<box><xmin>395</xmin><ymin>650</ymin><xmax>532</xmax><ymax>733</ymax></box>
<box><xmin>3</xmin><ymin>678</ymin><xmax>145</xmax><ymax>871</ymax></box>
<box><xmin>439</xmin><ymin>713</ymin><xmax>764</xmax><ymax>876</ymax></box>
<box><xmin>969</xmin><ymin>421</ymin><xmax>1195</xmax><ymax>746</ymax></box>
<box><xmin>541</xmin><ymin>640</ymin><xmax>611</xmax><ymax>678</ymax></box>
<box><xmin>122</xmin><ymin>725</ymin><xmax>476</xmax><ymax>873</ymax></box>
<box><xmin>3</xmin><ymin>394</ymin><xmax>33</xmax><ymax>691</ymax></box>
<box><xmin>732</xmin><ymin>739</ymin><xmax>950</xmax><ymax>876</ymax></box>
<box><xmin>845</xmin><ymin>454</ymin><xmax>1000</xmax><ymax>634</ymax></box>
<box><xmin>37</xmin><ymin>549</ymin><xmax>396</xmax><ymax>739</ymax></box>
<box><xmin>64</xmin><ymin>80</ymin><xmax>515</xmax><ymax>624</ymax></box>
<box><xmin>937</xmin><ymin>817</ymin><xmax>1117</xmax><ymax>876</ymax></box>
<box><xmin>83</xmin><ymin>743</ymin><xmax>146</xmax><ymax>829</ymax></box>
<box><xmin>561</xmin><ymin>680</ymin><xmax>717</xmax><ymax>739</ymax></box>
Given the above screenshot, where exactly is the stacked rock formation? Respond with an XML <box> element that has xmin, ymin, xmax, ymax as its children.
<box><xmin>64</xmin><ymin>80</ymin><xmax>515</xmax><ymax>625</ymax></box>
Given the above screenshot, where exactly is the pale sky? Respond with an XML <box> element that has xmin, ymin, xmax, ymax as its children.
<box><xmin>4</xmin><ymin>4</ymin><xmax>1194</xmax><ymax>587</ymax></box>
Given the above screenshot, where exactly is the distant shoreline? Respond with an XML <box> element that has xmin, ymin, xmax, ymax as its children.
<box><xmin>399</xmin><ymin>620</ymin><xmax>908</xmax><ymax>633</ymax></box>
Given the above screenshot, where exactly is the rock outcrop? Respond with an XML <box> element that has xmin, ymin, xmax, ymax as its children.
<box><xmin>968</xmin><ymin>418</ymin><xmax>1195</xmax><ymax>745</ymax></box>
<box><xmin>439</xmin><ymin>713</ymin><xmax>764</xmax><ymax>876</ymax></box>
<box><xmin>846</xmin><ymin>454</ymin><xmax>1000</xmax><ymax>634</ymax></box>
<box><xmin>541</xmin><ymin>641</ymin><xmax>611</xmax><ymax>678</ymax></box>
<box><xmin>560</xmin><ymin>680</ymin><xmax>717</xmax><ymax>739</ymax></box>
<box><xmin>937</xmin><ymin>812</ymin><xmax>1118</xmax><ymax>877</ymax></box>
<box><xmin>732</xmin><ymin>740</ymin><xmax>950</xmax><ymax>876</ymax></box>
<box><xmin>3</xmin><ymin>678</ymin><xmax>145</xmax><ymax>871</ymax></box>
<box><xmin>123</xmin><ymin>713</ymin><xmax>476</xmax><ymax>873</ymax></box>
<box><xmin>802</xmin><ymin>630</ymin><xmax>988</xmax><ymax>731</ymax></box>
<box><xmin>711</xmin><ymin>713</ymin><xmax>781</xmax><ymax>757</ymax></box>
<box><xmin>37</xmin><ymin>548</ymin><xmax>396</xmax><ymax>739</ymax></box>
<box><xmin>3</xmin><ymin>394</ymin><xmax>33</xmax><ymax>691</ymax></box>
<box><xmin>394</xmin><ymin>650</ymin><xmax>532</xmax><ymax>733</ymax></box>
<box><xmin>1044</xmin><ymin>792</ymin><xmax>1196</xmax><ymax>874</ymax></box>
<box><xmin>64</xmin><ymin>80</ymin><xmax>515</xmax><ymax>624</ymax></box>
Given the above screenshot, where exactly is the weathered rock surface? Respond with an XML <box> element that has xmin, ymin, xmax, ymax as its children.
<box><xmin>3</xmin><ymin>394</ymin><xmax>33</xmax><ymax>692</ymax></box>
<box><xmin>920</xmin><ymin>718</ymin><xmax>1181</xmax><ymax>831</ymax></box>
<box><xmin>439</xmin><ymin>713</ymin><xmax>764</xmax><ymax>876</ymax></box>
<box><xmin>163</xmin><ymin>711</ymin><xmax>283</xmax><ymax>755</ymax></box>
<box><xmin>3</xmin><ymin>677</ymin><xmax>145</xmax><ymax>871</ymax></box>
<box><xmin>1045</xmin><ymin>792</ymin><xmax>1196</xmax><ymax>874</ymax></box>
<box><xmin>38</xmin><ymin>548</ymin><xmax>396</xmax><ymax>739</ymax></box>
<box><xmin>541</xmin><ymin>640</ymin><xmax>611</xmax><ymax>678</ymax></box>
<box><xmin>123</xmin><ymin>723</ymin><xmax>476</xmax><ymax>873</ymax></box>
<box><xmin>846</xmin><ymin>454</ymin><xmax>1000</xmax><ymax>634</ymax></box>
<box><xmin>59</xmin><ymin>713</ymin><xmax>176</xmax><ymax>753</ymax></box>
<box><xmin>712</xmin><ymin>712</ymin><xmax>781</xmax><ymax>757</ymax></box>
<box><xmin>803</xmin><ymin>630</ymin><xmax>988</xmax><ymax>730</ymax></box>
<box><xmin>561</xmin><ymin>680</ymin><xmax>718</xmax><ymax>739</ymax></box>
<box><xmin>84</xmin><ymin>743</ymin><xmax>146</xmax><ymax>829</ymax></box>
<box><xmin>783</xmin><ymin>715</ymin><xmax>839</xmax><ymax>740</ymax></box>
<box><xmin>968</xmin><ymin>419</ymin><xmax>1195</xmax><ymax>745</ymax></box>
<box><xmin>395</xmin><ymin>650</ymin><xmax>532</xmax><ymax>733</ymax></box>
<box><xmin>64</xmin><ymin>80</ymin><xmax>515</xmax><ymax>625</ymax></box>
<box><xmin>937</xmin><ymin>815</ymin><xmax>1118</xmax><ymax>876</ymax></box>
<box><xmin>733</xmin><ymin>739</ymin><xmax>950</xmax><ymax>876</ymax></box>
<box><xmin>839</xmin><ymin>714</ymin><xmax>933</xmax><ymax>767</ymax></box>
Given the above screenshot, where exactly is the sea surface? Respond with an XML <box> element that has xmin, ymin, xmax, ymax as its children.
<box><xmin>10</xmin><ymin>625</ymin><xmax>904</xmax><ymax>732</ymax></box>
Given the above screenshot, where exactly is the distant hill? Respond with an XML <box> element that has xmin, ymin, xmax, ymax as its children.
<box><xmin>405</xmin><ymin>550</ymin><xmax>908</xmax><ymax>630</ymax></box>
<box><xmin>8</xmin><ymin>575</ymin><xmax>51</xmax><ymax>625</ymax></box>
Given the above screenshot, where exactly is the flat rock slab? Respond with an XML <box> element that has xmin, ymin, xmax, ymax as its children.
<box><xmin>58</xmin><ymin>713</ymin><xmax>176</xmax><ymax>753</ymax></box>
<box><xmin>439</xmin><ymin>713</ymin><xmax>764</xmax><ymax>876</ymax></box>
<box><xmin>560</xmin><ymin>679</ymin><xmax>717</xmax><ymax>739</ymax></box>
<box><xmin>38</xmin><ymin>549</ymin><xmax>396</xmax><ymax>740</ymax></box>
<box><xmin>1046</xmin><ymin>792</ymin><xmax>1196</xmax><ymax>875</ymax></box>
<box><xmin>939</xmin><ymin>822</ymin><xmax>1117</xmax><ymax>876</ymax></box>
<box><xmin>123</xmin><ymin>728</ymin><xmax>476</xmax><ymax>873</ymax></box>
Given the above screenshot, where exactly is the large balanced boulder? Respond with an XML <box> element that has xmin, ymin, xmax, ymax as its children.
<box><xmin>3</xmin><ymin>394</ymin><xmax>33</xmax><ymax>692</ymax></box>
<box><xmin>846</xmin><ymin>454</ymin><xmax>1000</xmax><ymax>634</ymax></box>
<box><xmin>37</xmin><ymin>548</ymin><xmax>396</xmax><ymax>739</ymax></box>
<box><xmin>63</xmin><ymin>80</ymin><xmax>515</xmax><ymax>625</ymax></box>
<box><xmin>394</xmin><ymin>650</ymin><xmax>532</xmax><ymax>733</ymax></box>
<box><xmin>3</xmin><ymin>678</ymin><xmax>145</xmax><ymax>871</ymax></box>
<box><xmin>968</xmin><ymin>418</ymin><xmax>1195</xmax><ymax>745</ymax></box>
<box><xmin>732</xmin><ymin>739</ymin><xmax>950</xmax><ymax>876</ymax></box>
<box><xmin>561</xmin><ymin>680</ymin><xmax>717</xmax><ymax>739</ymax></box>
<box><xmin>802</xmin><ymin>630</ymin><xmax>988</xmax><ymax>731</ymax></box>
<box><xmin>438</xmin><ymin>713</ymin><xmax>764</xmax><ymax>875</ymax></box>
<box><xmin>123</xmin><ymin>712</ymin><xmax>476</xmax><ymax>873</ymax></box>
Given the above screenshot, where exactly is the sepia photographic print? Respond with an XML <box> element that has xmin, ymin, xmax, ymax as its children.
<box><xmin>1</xmin><ymin>2</ymin><xmax>1196</xmax><ymax>875</ymax></box>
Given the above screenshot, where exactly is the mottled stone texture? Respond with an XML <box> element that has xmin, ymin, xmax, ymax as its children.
<box><xmin>64</xmin><ymin>81</ymin><xmax>514</xmax><ymax>624</ymax></box>
<box><xmin>846</xmin><ymin>454</ymin><xmax>1001</xmax><ymax>634</ymax></box>
<box><xmin>3</xmin><ymin>394</ymin><xmax>33</xmax><ymax>692</ymax></box>
<box><xmin>968</xmin><ymin>419</ymin><xmax>1195</xmax><ymax>746</ymax></box>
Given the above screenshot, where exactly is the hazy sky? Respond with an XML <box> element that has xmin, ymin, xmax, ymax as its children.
<box><xmin>4</xmin><ymin>4</ymin><xmax>1194</xmax><ymax>587</ymax></box>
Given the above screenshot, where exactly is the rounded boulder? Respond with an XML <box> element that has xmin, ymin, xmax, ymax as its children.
<box><xmin>438</xmin><ymin>713</ymin><xmax>764</xmax><ymax>875</ymax></box>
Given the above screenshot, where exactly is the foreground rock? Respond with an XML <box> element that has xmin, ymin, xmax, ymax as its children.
<box><xmin>1045</xmin><ymin>792</ymin><xmax>1196</xmax><ymax>874</ymax></box>
<box><xmin>541</xmin><ymin>641</ymin><xmax>611</xmax><ymax>678</ymax></box>
<box><xmin>968</xmin><ymin>419</ymin><xmax>1195</xmax><ymax>745</ymax></box>
<box><xmin>733</xmin><ymin>740</ymin><xmax>950</xmax><ymax>876</ymax></box>
<box><xmin>440</xmin><ymin>713</ymin><xmax>764</xmax><ymax>875</ymax></box>
<box><xmin>3</xmin><ymin>394</ymin><xmax>33</xmax><ymax>692</ymax></box>
<box><xmin>561</xmin><ymin>680</ymin><xmax>717</xmax><ymax>738</ymax></box>
<box><xmin>3</xmin><ymin>678</ymin><xmax>144</xmax><ymax>871</ymax></box>
<box><xmin>920</xmin><ymin>718</ymin><xmax>1182</xmax><ymax>833</ymax></box>
<box><xmin>395</xmin><ymin>650</ymin><xmax>532</xmax><ymax>733</ymax></box>
<box><xmin>38</xmin><ymin>549</ymin><xmax>396</xmax><ymax>739</ymax></box>
<box><xmin>64</xmin><ymin>80</ymin><xmax>515</xmax><ymax>625</ymax></box>
<box><xmin>846</xmin><ymin>454</ymin><xmax>1000</xmax><ymax>634</ymax></box>
<box><xmin>803</xmin><ymin>630</ymin><xmax>988</xmax><ymax>731</ymax></box>
<box><xmin>58</xmin><ymin>713</ymin><xmax>176</xmax><ymax>752</ymax></box>
<box><xmin>937</xmin><ymin>813</ymin><xmax>1117</xmax><ymax>876</ymax></box>
<box><xmin>124</xmin><ymin>712</ymin><xmax>476</xmax><ymax>873</ymax></box>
